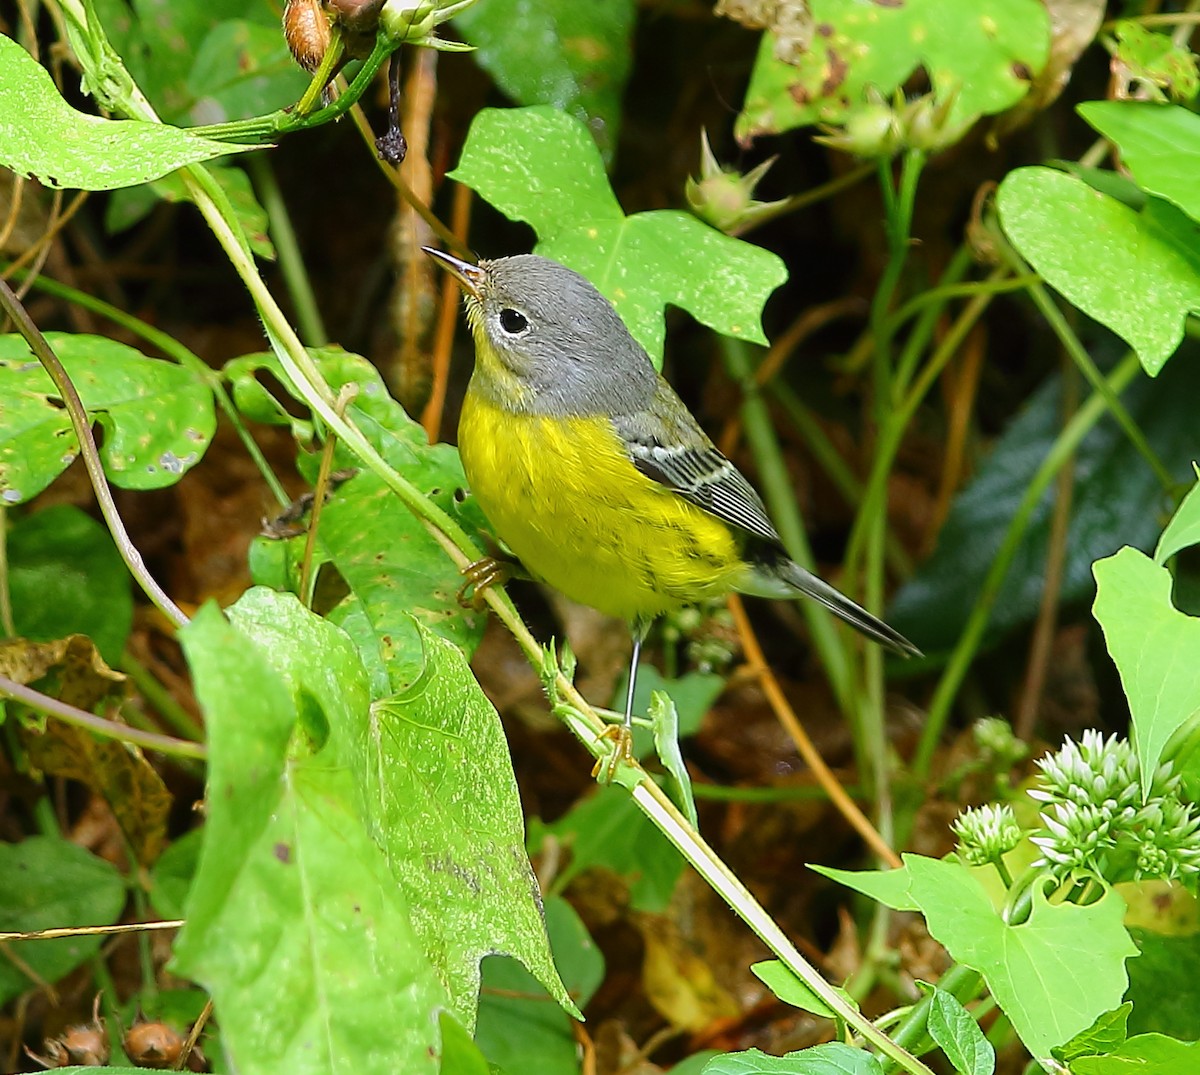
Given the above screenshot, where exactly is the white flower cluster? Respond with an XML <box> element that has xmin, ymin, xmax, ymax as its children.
<box><xmin>1028</xmin><ymin>731</ymin><xmax>1200</xmax><ymax>885</ymax></box>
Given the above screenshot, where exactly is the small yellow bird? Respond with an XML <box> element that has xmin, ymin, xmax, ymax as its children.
<box><xmin>425</xmin><ymin>249</ymin><xmax>919</xmax><ymax>730</ymax></box>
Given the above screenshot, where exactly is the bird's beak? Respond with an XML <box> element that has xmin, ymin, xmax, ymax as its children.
<box><xmin>422</xmin><ymin>247</ymin><xmax>487</xmax><ymax>299</ymax></box>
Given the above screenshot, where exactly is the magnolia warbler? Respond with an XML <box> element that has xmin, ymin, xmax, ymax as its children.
<box><xmin>425</xmin><ymin>249</ymin><xmax>920</xmax><ymax>736</ymax></box>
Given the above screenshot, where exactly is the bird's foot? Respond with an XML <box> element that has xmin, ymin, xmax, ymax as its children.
<box><xmin>457</xmin><ymin>555</ymin><xmax>516</xmax><ymax>610</ymax></box>
<box><xmin>592</xmin><ymin>723</ymin><xmax>635</xmax><ymax>784</ymax></box>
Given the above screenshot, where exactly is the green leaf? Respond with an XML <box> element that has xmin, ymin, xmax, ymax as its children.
<box><xmin>175</xmin><ymin>597</ymin><xmax>452</xmax><ymax>1075</ymax></box>
<box><xmin>1072</xmin><ymin>1033</ymin><xmax>1200</xmax><ymax>1074</ymax></box>
<box><xmin>750</xmin><ymin>960</ymin><xmax>857</xmax><ymax>1020</ymax></box>
<box><xmin>702</xmin><ymin>1042</ymin><xmax>884</xmax><ymax>1074</ymax></box>
<box><xmin>474</xmin><ymin>896</ymin><xmax>603</xmax><ymax>1073</ymax></box>
<box><xmin>231</xmin><ymin>346</ymin><xmax>486</xmax><ymax>672</ymax></box>
<box><xmin>924</xmin><ymin>985</ymin><xmax>995</xmax><ymax>1075</ymax></box>
<box><xmin>904</xmin><ymin>855</ymin><xmax>1137</xmax><ymax>1058</ymax></box>
<box><xmin>888</xmin><ymin>354</ymin><xmax>1200</xmax><ymax>652</ymax></box>
<box><xmin>650</xmin><ymin>690</ymin><xmax>698</xmax><ymax>828</ymax></box>
<box><xmin>1053</xmin><ymin>1004</ymin><xmax>1132</xmax><ymax>1064</ymax></box>
<box><xmin>449</xmin><ymin>106</ymin><xmax>787</xmax><ymax>364</ymax></box>
<box><xmin>1110</xmin><ymin>24</ymin><xmax>1200</xmax><ymax>104</ymax></box>
<box><xmin>736</xmin><ymin>0</ymin><xmax>1050</xmax><ymax>142</ymax></box>
<box><xmin>453</xmin><ymin>0</ymin><xmax>635</xmax><ymax>163</ymax></box>
<box><xmin>0</xmin><ymin>332</ymin><xmax>216</xmax><ymax>503</ymax></box>
<box><xmin>1080</xmin><ymin>102</ymin><xmax>1200</xmax><ymax>225</ymax></box>
<box><xmin>0</xmin><ymin>33</ymin><xmax>253</xmax><ymax>190</ymax></box>
<box><xmin>6</xmin><ymin>505</ymin><xmax>132</xmax><ymax>665</ymax></box>
<box><xmin>185</xmin><ymin>20</ymin><xmax>307</xmax><ymax>126</ymax></box>
<box><xmin>810</xmin><ymin>862</ymin><xmax>920</xmax><ymax>912</ymax></box>
<box><xmin>1156</xmin><ymin>472</ymin><xmax>1200</xmax><ymax>564</ymax></box>
<box><xmin>1125</xmin><ymin>927</ymin><xmax>1200</xmax><ymax>1041</ymax></box>
<box><xmin>997</xmin><ymin>167</ymin><xmax>1200</xmax><ymax>375</ymax></box>
<box><xmin>147</xmin><ymin>827</ymin><xmax>203</xmax><ymax>920</ymax></box>
<box><xmin>439</xmin><ymin>1013</ymin><xmax>493</xmax><ymax>1075</ymax></box>
<box><xmin>0</xmin><ymin>836</ymin><xmax>125</xmax><ymax>1005</ymax></box>
<box><xmin>348</xmin><ymin>616</ymin><xmax>575</xmax><ymax>1024</ymax></box>
<box><xmin>1092</xmin><ymin>546</ymin><xmax>1200</xmax><ymax>795</ymax></box>
<box><xmin>536</xmin><ymin>784</ymin><xmax>685</xmax><ymax>912</ymax></box>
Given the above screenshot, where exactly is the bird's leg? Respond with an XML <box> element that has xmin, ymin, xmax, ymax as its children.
<box><xmin>593</xmin><ymin>621</ymin><xmax>648</xmax><ymax>782</ymax></box>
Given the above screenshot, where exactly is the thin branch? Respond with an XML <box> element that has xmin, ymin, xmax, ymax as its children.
<box><xmin>0</xmin><ymin>675</ymin><xmax>206</xmax><ymax>759</ymax></box>
<box><xmin>0</xmin><ymin>278</ymin><xmax>188</xmax><ymax>628</ymax></box>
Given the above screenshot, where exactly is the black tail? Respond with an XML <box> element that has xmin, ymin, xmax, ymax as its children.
<box><xmin>778</xmin><ymin>560</ymin><xmax>922</xmax><ymax>658</ymax></box>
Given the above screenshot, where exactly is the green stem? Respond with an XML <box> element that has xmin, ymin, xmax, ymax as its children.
<box><xmin>719</xmin><ymin>337</ymin><xmax>854</xmax><ymax>717</ymax></box>
<box><xmin>869</xmin><ymin>150</ymin><xmax>925</xmax><ymax>416</ymax></box>
<box><xmin>852</xmin><ymin>151</ymin><xmax>924</xmax><ymax>800</ymax></box>
<box><xmin>247</xmin><ymin>154</ymin><xmax>328</xmax><ymax>347</ymax></box>
<box><xmin>890</xmin><ymin>246</ymin><xmax>976</xmax><ymax>400</ymax></box>
<box><xmin>0</xmin><ymin>674</ymin><xmax>206</xmax><ymax>759</ymax></box>
<box><xmin>118</xmin><ymin>649</ymin><xmax>205</xmax><ymax>742</ymax></box>
<box><xmin>767</xmin><ymin>381</ymin><xmax>913</xmax><ymax>578</ymax></box>
<box><xmin>633</xmin><ymin>780</ymin><xmax>936</xmax><ymax>1075</ymax></box>
<box><xmin>880</xmin><ymin>962</ymin><xmax>983</xmax><ymax>1073</ymax></box>
<box><xmin>912</xmin><ymin>353</ymin><xmax>1144</xmax><ymax>777</ymax></box>
<box><xmin>190</xmin><ymin>36</ymin><xmax>397</xmax><ymax>144</ymax></box>
<box><xmin>845</xmin><ymin>268</ymin><xmax>1006</xmax><ymax>584</ymax></box>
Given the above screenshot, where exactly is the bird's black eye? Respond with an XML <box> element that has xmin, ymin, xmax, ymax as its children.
<box><xmin>499</xmin><ymin>308</ymin><xmax>528</xmax><ymax>335</ymax></box>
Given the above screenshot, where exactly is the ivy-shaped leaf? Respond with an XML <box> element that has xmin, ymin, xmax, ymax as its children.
<box><xmin>906</xmin><ymin>856</ymin><xmax>1137</xmax><ymax>1059</ymax></box>
<box><xmin>818</xmin><ymin>856</ymin><xmax>1138</xmax><ymax>1058</ymax></box>
<box><xmin>449</xmin><ymin>106</ymin><xmax>787</xmax><ymax>364</ymax></box>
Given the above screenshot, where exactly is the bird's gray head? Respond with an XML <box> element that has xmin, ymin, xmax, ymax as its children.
<box><xmin>423</xmin><ymin>250</ymin><xmax>656</xmax><ymax>415</ymax></box>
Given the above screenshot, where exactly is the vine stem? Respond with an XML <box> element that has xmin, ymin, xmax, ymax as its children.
<box><xmin>0</xmin><ymin>674</ymin><xmax>206</xmax><ymax>759</ymax></box>
<box><xmin>0</xmin><ymin>277</ymin><xmax>188</xmax><ymax>629</ymax></box>
<box><xmin>632</xmin><ymin>779</ymin><xmax>935</xmax><ymax>1075</ymax></box>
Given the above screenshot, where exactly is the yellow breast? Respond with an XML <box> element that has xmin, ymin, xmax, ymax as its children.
<box><xmin>457</xmin><ymin>388</ymin><xmax>745</xmax><ymax>622</ymax></box>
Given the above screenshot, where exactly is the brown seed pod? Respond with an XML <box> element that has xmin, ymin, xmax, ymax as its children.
<box><xmin>123</xmin><ymin>1019</ymin><xmax>209</xmax><ymax>1070</ymax></box>
<box><xmin>283</xmin><ymin>0</ymin><xmax>332</xmax><ymax>72</ymax></box>
<box><xmin>24</xmin><ymin>996</ymin><xmax>109</xmax><ymax>1068</ymax></box>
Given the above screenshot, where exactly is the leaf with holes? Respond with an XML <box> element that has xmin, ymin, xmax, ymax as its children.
<box><xmin>0</xmin><ymin>333</ymin><xmax>215</xmax><ymax>504</ymax></box>
<box><xmin>736</xmin><ymin>0</ymin><xmax>1050</xmax><ymax>142</ymax></box>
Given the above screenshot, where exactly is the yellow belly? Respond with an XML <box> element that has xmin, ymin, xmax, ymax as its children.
<box><xmin>457</xmin><ymin>389</ymin><xmax>745</xmax><ymax>622</ymax></box>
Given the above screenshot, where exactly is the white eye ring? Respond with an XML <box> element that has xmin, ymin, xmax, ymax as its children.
<box><xmin>498</xmin><ymin>308</ymin><xmax>529</xmax><ymax>335</ymax></box>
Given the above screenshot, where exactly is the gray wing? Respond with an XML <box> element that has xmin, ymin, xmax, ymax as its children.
<box><xmin>613</xmin><ymin>381</ymin><xmax>782</xmax><ymax>546</ymax></box>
